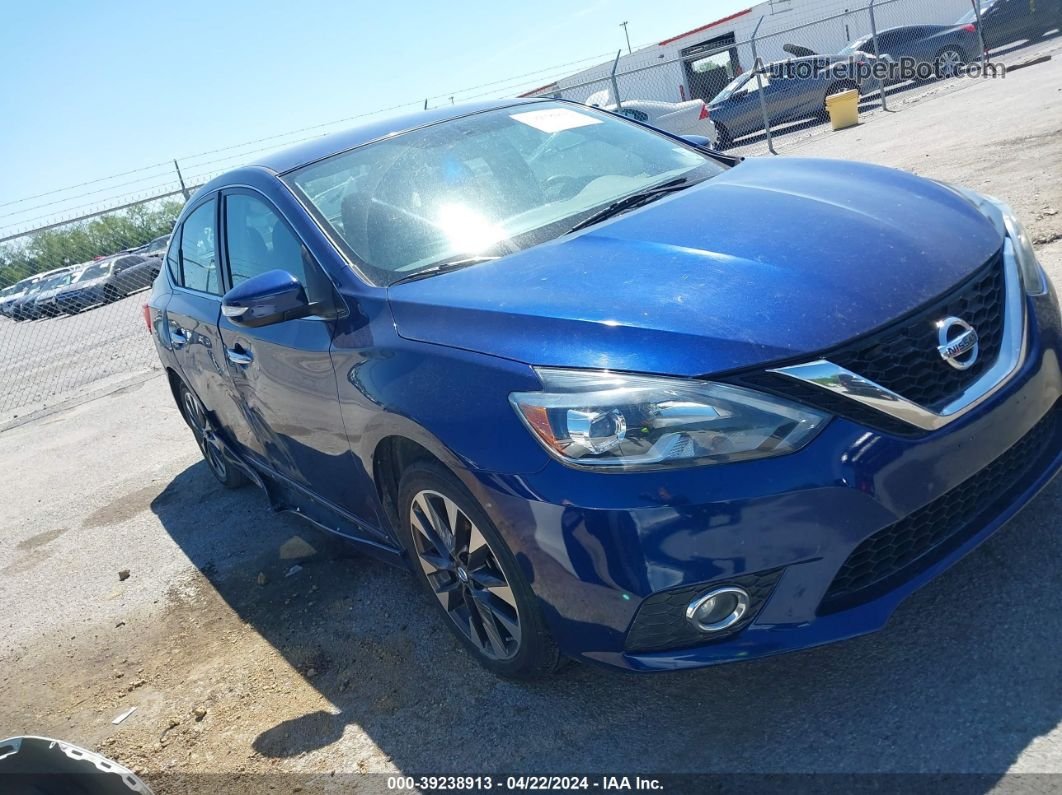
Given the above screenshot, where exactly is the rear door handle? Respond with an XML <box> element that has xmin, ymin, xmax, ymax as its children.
<box><xmin>226</xmin><ymin>345</ymin><xmax>253</xmax><ymax>366</ymax></box>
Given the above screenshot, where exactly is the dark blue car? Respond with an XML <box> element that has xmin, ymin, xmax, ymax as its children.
<box><xmin>147</xmin><ymin>99</ymin><xmax>1061</xmax><ymax>678</ymax></box>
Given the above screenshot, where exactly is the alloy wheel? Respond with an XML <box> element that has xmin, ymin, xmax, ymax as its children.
<box><xmin>181</xmin><ymin>388</ymin><xmax>229</xmax><ymax>482</ymax></box>
<box><xmin>937</xmin><ymin>49</ymin><xmax>964</xmax><ymax>77</ymax></box>
<box><xmin>409</xmin><ymin>489</ymin><xmax>522</xmax><ymax>661</ymax></box>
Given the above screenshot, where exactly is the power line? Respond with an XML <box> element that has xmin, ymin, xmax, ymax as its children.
<box><xmin>0</xmin><ymin>47</ymin><xmax>631</xmax><ymax>213</ymax></box>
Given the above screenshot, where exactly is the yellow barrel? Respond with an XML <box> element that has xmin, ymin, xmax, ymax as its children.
<box><xmin>825</xmin><ymin>89</ymin><xmax>860</xmax><ymax>131</ymax></box>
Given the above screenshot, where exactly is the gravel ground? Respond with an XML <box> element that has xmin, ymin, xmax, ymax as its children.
<box><xmin>1</xmin><ymin>46</ymin><xmax>1061</xmax><ymax>794</ymax></box>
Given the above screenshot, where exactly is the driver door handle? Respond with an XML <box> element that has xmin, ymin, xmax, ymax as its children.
<box><xmin>226</xmin><ymin>345</ymin><xmax>253</xmax><ymax>366</ymax></box>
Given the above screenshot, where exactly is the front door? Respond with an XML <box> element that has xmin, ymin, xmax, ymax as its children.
<box><xmin>215</xmin><ymin>189</ymin><xmax>384</xmax><ymax>533</ymax></box>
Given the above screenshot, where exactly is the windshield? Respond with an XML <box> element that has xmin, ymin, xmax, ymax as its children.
<box><xmin>958</xmin><ymin>0</ymin><xmax>995</xmax><ymax>24</ymax></box>
<box><xmin>285</xmin><ymin>102</ymin><xmax>724</xmax><ymax>285</ymax></box>
<box><xmin>711</xmin><ymin>72</ymin><xmax>755</xmax><ymax>103</ymax></box>
<box><xmin>75</xmin><ymin>261</ymin><xmax>113</xmax><ymax>282</ymax></box>
<box><xmin>39</xmin><ymin>273</ymin><xmax>72</xmax><ymax>291</ymax></box>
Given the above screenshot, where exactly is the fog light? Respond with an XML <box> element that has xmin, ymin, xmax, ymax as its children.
<box><xmin>686</xmin><ymin>586</ymin><xmax>750</xmax><ymax>633</ymax></box>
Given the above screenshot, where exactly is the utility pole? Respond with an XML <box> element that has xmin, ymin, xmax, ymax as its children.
<box><xmin>619</xmin><ymin>21</ymin><xmax>632</xmax><ymax>54</ymax></box>
<box><xmin>173</xmin><ymin>159</ymin><xmax>190</xmax><ymax>201</ymax></box>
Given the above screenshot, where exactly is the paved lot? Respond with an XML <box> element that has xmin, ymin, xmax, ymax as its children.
<box><xmin>1</xmin><ymin>50</ymin><xmax>1061</xmax><ymax>793</ymax></box>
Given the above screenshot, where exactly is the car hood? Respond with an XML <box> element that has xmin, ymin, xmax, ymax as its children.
<box><xmin>387</xmin><ymin>158</ymin><xmax>1003</xmax><ymax>377</ymax></box>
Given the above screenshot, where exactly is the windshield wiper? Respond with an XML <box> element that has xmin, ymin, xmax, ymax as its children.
<box><xmin>389</xmin><ymin>256</ymin><xmax>501</xmax><ymax>286</ymax></box>
<box><xmin>567</xmin><ymin>177</ymin><xmax>696</xmax><ymax>234</ymax></box>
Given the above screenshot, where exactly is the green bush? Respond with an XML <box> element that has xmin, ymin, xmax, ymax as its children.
<box><xmin>0</xmin><ymin>199</ymin><xmax>184</xmax><ymax>288</ymax></box>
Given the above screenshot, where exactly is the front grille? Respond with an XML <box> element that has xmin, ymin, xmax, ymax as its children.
<box><xmin>625</xmin><ymin>569</ymin><xmax>781</xmax><ymax>653</ymax></box>
<box><xmin>830</xmin><ymin>251</ymin><xmax>1006</xmax><ymax>410</ymax></box>
<box><xmin>737</xmin><ymin>370</ymin><xmax>928</xmax><ymax>438</ymax></box>
<box><xmin>820</xmin><ymin>406</ymin><xmax>1059</xmax><ymax>613</ymax></box>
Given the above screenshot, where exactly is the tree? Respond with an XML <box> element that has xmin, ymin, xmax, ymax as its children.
<box><xmin>0</xmin><ymin>199</ymin><xmax>183</xmax><ymax>287</ymax></box>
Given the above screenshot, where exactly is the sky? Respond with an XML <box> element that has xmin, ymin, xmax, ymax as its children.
<box><xmin>0</xmin><ymin>0</ymin><xmax>747</xmax><ymax>233</ymax></box>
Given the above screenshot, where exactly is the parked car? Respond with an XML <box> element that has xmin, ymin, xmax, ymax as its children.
<box><xmin>2</xmin><ymin>274</ymin><xmax>47</xmax><ymax>320</ymax></box>
<box><xmin>597</xmin><ymin>100</ymin><xmax>718</xmax><ymax>146</ymax></box>
<box><xmin>30</xmin><ymin>268</ymin><xmax>78</xmax><ymax>318</ymax></box>
<box><xmin>959</xmin><ymin>0</ymin><xmax>1061</xmax><ymax>51</ymax></box>
<box><xmin>53</xmin><ymin>254</ymin><xmax>160</xmax><ymax>314</ymax></box>
<box><xmin>149</xmin><ymin>99</ymin><xmax>1060</xmax><ymax>678</ymax></box>
<box><xmin>0</xmin><ymin>284</ymin><xmax>23</xmax><ymax>318</ymax></box>
<box><xmin>142</xmin><ymin>234</ymin><xmax>171</xmax><ymax>259</ymax></box>
<box><xmin>707</xmin><ymin>54</ymin><xmax>882</xmax><ymax>148</ymax></box>
<box><xmin>9</xmin><ymin>267</ymin><xmax>74</xmax><ymax>321</ymax></box>
<box><xmin>839</xmin><ymin>23</ymin><xmax>984</xmax><ymax>81</ymax></box>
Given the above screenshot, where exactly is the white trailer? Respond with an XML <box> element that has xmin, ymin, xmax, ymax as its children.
<box><xmin>521</xmin><ymin>0</ymin><xmax>978</xmax><ymax>106</ymax></box>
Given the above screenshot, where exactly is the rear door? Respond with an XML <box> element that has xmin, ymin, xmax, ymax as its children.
<box><xmin>164</xmin><ymin>196</ymin><xmax>255</xmax><ymax>452</ymax></box>
<box><xmin>216</xmin><ymin>188</ymin><xmax>383</xmax><ymax>530</ymax></box>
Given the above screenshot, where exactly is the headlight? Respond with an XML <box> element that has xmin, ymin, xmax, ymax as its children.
<box><xmin>510</xmin><ymin>369</ymin><xmax>828</xmax><ymax>470</ymax></box>
<box><xmin>951</xmin><ymin>185</ymin><xmax>1047</xmax><ymax>296</ymax></box>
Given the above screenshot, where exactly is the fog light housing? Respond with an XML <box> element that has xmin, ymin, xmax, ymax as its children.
<box><xmin>686</xmin><ymin>586</ymin><xmax>750</xmax><ymax>633</ymax></box>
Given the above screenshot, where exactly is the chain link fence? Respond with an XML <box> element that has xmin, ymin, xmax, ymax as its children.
<box><xmin>0</xmin><ymin>198</ymin><xmax>187</xmax><ymax>422</ymax></box>
<box><xmin>521</xmin><ymin>0</ymin><xmax>1053</xmax><ymax>154</ymax></box>
<box><xmin>2</xmin><ymin>0</ymin><xmax>1057</xmax><ymax>423</ymax></box>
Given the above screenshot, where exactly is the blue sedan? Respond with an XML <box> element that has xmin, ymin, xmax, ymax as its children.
<box><xmin>147</xmin><ymin>99</ymin><xmax>1061</xmax><ymax>677</ymax></box>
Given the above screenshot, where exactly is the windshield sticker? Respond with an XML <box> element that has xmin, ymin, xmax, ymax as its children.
<box><xmin>510</xmin><ymin>108</ymin><xmax>602</xmax><ymax>133</ymax></box>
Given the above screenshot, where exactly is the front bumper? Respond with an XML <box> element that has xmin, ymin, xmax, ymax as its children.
<box><xmin>460</xmin><ymin>292</ymin><xmax>1062</xmax><ymax>671</ymax></box>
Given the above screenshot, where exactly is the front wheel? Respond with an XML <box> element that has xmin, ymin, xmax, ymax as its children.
<box><xmin>178</xmin><ymin>382</ymin><xmax>247</xmax><ymax>489</ymax></box>
<box><xmin>398</xmin><ymin>461</ymin><xmax>561</xmax><ymax>679</ymax></box>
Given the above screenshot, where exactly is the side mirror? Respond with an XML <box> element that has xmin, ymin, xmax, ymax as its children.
<box><xmin>681</xmin><ymin>134</ymin><xmax>714</xmax><ymax>149</ymax></box>
<box><xmin>222</xmin><ymin>269</ymin><xmax>312</xmax><ymax>328</ymax></box>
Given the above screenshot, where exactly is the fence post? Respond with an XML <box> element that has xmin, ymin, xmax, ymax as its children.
<box><xmin>749</xmin><ymin>16</ymin><xmax>777</xmax><ymax>155</ymax></box>
<box><xmin>610</xmin><ymin>50</ymin><xmax>623</xmax><ymax>109</ymax></box>
<box><xmin>868</xmin><ymin>0</ymin><xmax>889</xmax><ymax>112</ymax></box>
<box><xmin>173</xmin><ymin>160</ymin><xmax>190</xmax><ymax>201</ymax></box>
<box><xmin>971</xmin><ymin>0</ymin><xmax>989</xmax><ymax>63</ymax></box>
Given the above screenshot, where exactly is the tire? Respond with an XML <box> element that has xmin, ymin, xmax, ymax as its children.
<box><xmin>398</xmin><ymin>460</ymin><xmax>561</xmax><ymax>679</ymax></box>
<box><xmin>934</xmin><ymin>46</ymin><xmax>967</xmax><ymax>79</ymax></box>
<box><xmin>177</xmin><ymin>381</ymin><xmax>248</xmax><ymax>489</ymax></box>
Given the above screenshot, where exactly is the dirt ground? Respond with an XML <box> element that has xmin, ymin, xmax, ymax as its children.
<box><xmin>2</xmin><ymin>44</ymin><xmax>1062</xmax><ymax>795</ymax></box>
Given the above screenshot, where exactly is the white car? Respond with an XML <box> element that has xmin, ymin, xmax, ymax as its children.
<box><xmin>597</xmin><ymin>99</ymin><xmax>719</xmax><ymax>147</ymax></box>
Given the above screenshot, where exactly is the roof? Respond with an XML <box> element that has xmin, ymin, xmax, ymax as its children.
<box><xmin>251</xmin><ymin>98</ymin><xmax>546</xmax><ymax>174</ymax></box>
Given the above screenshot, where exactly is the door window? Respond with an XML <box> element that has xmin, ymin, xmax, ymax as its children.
<box><xmin>224</xmin><ymin>193</ymin><xmax>330</xmax><ymax>304</ymax></box>
<box><xmin>179</xmin><ymin>199</ymin><xmax>221</xmax><ymax>294</ymax></box>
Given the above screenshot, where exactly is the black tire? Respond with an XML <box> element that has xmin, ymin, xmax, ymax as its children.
<box><xmin>177</xmin><ymin>381</ymin><xmax>248</xmax><ymax>489</ymax></box>
<box><xmin>398</xmin><ymin>460</ymin><xmax>561</xmax><ymax>679</ymax></box>
<box><xmin>714</xmin><ymin>123</ymin><xmax>733</xmax><ymax>151</ymax></box>
<box><xmin>934</xmin><ymin>46</ymin><xmax>967</xmax><ymax>79</ymax></box>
